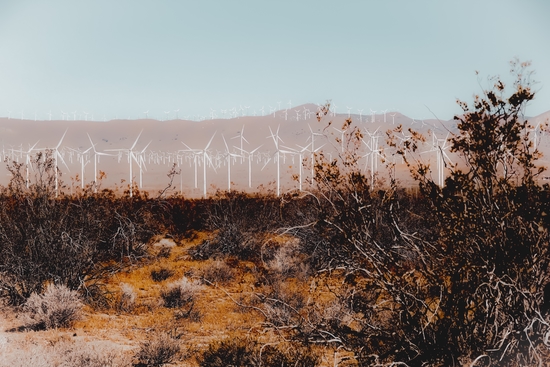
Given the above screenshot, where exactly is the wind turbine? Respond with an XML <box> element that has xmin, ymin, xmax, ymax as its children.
<box><xmin>263</xmin><ymin>125</ymin><xmax>293</xmax><ymax>196</ymax></box>
<box><xmin>231</xmin><ymin>125</ymin><xmax>249</xmax><ymax>164</ymax></box>
<box><xmin>76</xmin><ymin>145</ymin><xmax>94</xmax><ymax>189</ymax></box>
<box><xmin>363</xmin><ymin>127</ymin><xmax>382</xmax><ymax>188</ymax></box>
<box><xmin>307</xmin><ymin>124</ymin><xmax>325</xmax><ymax>185</ymax></box>
<box><xmin>23</xmin><ymin>141</ymin><xmax>40</xmax><ymax>188</ymax></box>
<box><xmin>222</xmin><ymin>134</ymin><xmax>241</xmax><ymax>192</ymax></box>
<box><xmin>106</xmin><ymin>130</ymin><xmax>146</xmax><ymax>198</ymax></box>
<box><xmin>282</xmin><ymin>142</ymin><xmax>311</xmax><ymax>192</ymax></box>
<box><xmin>143</xmin><ymin>110</ymin><xmax>149</xmax><ymax>119</ymax></box>
<box><xmin>422</xmin><ymin>132</ymin><xmax>452</xmax><ymax>187</ymax></box>
<box><xmin>390</xmin><ymin>111</ymin><xmax>398</xmax><ymax>125</ymax></box>
<box><xmin>370</xmin><ymin>109</ymin><xmax>376</xmax><ymax>123</ymax></box>
<box><xmin>235</xmin><ymin>144</ymin><xmax>263</xmax><ymax>189</ymax></box>
<box><xmin>53</xmin><ymin>129</ymin><xmax>69</xmax><ymax>197</ymax></box>
<box><xmin>381</xmin><ymin>109</ymin><xmax>388</xmax><ymax>123</ymax></box>
<box><xmin>174</xmin><ymin>109</ymin><xmax>180</xmax><ymax>119</ymax></box>
<box><xmin>87</xmin><ymin>133</ymin><xmax>115</xmax><ymax>192</ymax></box>
<box><xmin>333</xmin><ymin>125</ymin><xmax>347</xmax><ymax>153</ymax></box>
<box><xmin>180</xmin><ymin>145</ymin><xmax>200</xmax><ymax>189</ymax></box>
<box><xmin>182</xmin><ymin>132</ymin><xmax>217</xmax><ymax>198</ymax></box>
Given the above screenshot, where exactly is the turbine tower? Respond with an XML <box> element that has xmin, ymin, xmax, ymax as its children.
<box><xmin>106</xmin><ymin>130</ymin><xmax>146</xmax><ymax>197</ymax></box>
<box><xmin>87</xmin><ymin>133</ymin><xmax>115</xmax><ymax>192</ymax></box>
<box><xmin>53</xmin><ymin>129</ymin><xmax>69</xmax><ymax>197</ymax></box>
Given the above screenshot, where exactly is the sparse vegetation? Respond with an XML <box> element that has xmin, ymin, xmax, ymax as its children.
<box><xmin>197</xmin><ymin>338</ymin><xmax>320</xmax><ymax>367</ymax></box>
<box><xmin>161</xmin><ymin>277</ymin><xmax>202</xmax><ymax>309</ymax></box>
<box><xmin>22</xmin><ymin>283</ymin><xmax>83</xmax><ymax>330</ymax></box>
<box><xmin>0</xmin><ymin>60</ymin><xmax>549</xmax><ymax>366</ymax></box>
<box><xmin>150</xmin><ymin>267</ymin><xmax>175</xmax><ymax>282</ymax></box>
<box><xmin>134</xmin><ymin>332</ymin><xmax>181</xmax><ymax>367</ymax></box>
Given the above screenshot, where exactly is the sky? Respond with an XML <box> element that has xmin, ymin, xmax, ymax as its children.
<box><xmin>0</xmin><ymin>0</ymin><xmax>548</xmax><ymax>122</ymax></box>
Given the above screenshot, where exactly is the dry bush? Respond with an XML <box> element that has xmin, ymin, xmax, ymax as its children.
<box><xmin>156</xmin><ymin>246</ymin><xmax>172</xmax><ymax>259</ymax></box>
<box><xmin>161</xmin><ymin>277</ymin><xmax>202</xmax><ymax>308</ymax></box>
<box><xmin>197</xmin><ymin>338</ymin><xmax>320</xmax><ymax>367</ymax></box>
<box><xmin>22</xmin><ymin>283</ymin><xmax>83</xmax><ymax>330</ymax></box>
<box><xmin>189</xmin><ymin>192</ymin><xmax>280</xmax><ymax>261</ymax></box>
<box><xmin>279</xmin><ymin>61</ymin><xmax>550</xmax><ymax>366</ymax></box>
<box><xmin>0</xmin><ymin>150</ymin><xmax>161</xmax><ymax>306</ymax></box>
<box><xmin>134</xmin><ymin>332</ymin><xmax>181</xmax><ymax>366</ymax></box>
<box><xmin>264</xmin><ymin>238</ymin><xmax>311</xmax><ymax>281</ymax></box>
<box><xmin>150</xmin><ymin>267</ymin><xmax>174</xmax><ymax>282</ymax></box>
<box><xmin>0</xmin><ymin>339</ymin><xmax>132</xmax><ymax>367</ymax></box>
<box><xmin>197</xmin><ymin>259</ymin><xmax>236</xmax><ymax>285</ymax></box>
<box><xmin>116</xmin><ymin>282</ymin><xmax>136</xmax><ymax>313</ymax></box>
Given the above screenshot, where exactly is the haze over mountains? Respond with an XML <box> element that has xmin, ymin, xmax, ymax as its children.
<box><xmin>0</xmin><ymin>105</ymin><xmax>548</xmax><ymax>197</ymax></box>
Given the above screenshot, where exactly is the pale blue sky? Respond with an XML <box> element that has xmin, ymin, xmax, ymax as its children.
<box><xmin>0</xmin><ymin>0</ymin><xmax>548</xmax><ymax>121</ymax></box>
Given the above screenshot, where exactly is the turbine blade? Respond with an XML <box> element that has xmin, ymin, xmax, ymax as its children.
<box><xmin>130</xmin><ymin>129</ymin><xmax>143</xmax><ymax>150</ymax></box>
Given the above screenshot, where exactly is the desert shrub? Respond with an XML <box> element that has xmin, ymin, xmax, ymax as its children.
<box><xmin>22</xmin><ymin>283</ymin><xmax>83</xmax><ymax>330</ymax></box>
<box><xmin>161</xmin><ymin>277</ymin><xmax>202</xmax><ymax>308</ymax></box>
<box><xmin>134</xmin><ymin>332</ymin><xmax>181</xmax><ymax>367</ymax></box>
<box><xmin>150</xmin><ymin>267</ymin><xmax>174</xmax><ymax>282</ymax></box>
<box><xmin>263</xmin><ymin>238</ymin><xmax>311</xmax><ymax>280</ymax></box>
<box><xmin>197</xmin><ymin>259</ymin><xmax>235</xmax><ymax>284</ymax></box>
<box><xmin>0</xmin><ymin>150</ymin><xmax>161</xmax><ymax>305</ymax></box>
<box><xmin>291</xmin><ymin>61</ymin><xmax>550</xmax><ymax>366</ymax></box>
<box><xmin>0</xmin><ymin>340</ymin><xmax>132</xmax><ymax>367</ymax></box>
<box><xmin>198</xmin><ymin>338</ymin><xmax>256</xmax><ymax>367</ymax></box>
<box><xmin>156</xmin><ymin>246</ymin><xmax>172</xmax><ymax>259</ymax></box>
<box><xmin>116</xmin><ymin>282</ymin><xmax>136</xmax><ymax>313</ymax></box>
<box><xmin>189</xmin><ymin>192</ymin><xmax>281</xmax><ymax>260</ymax></box>
<box><xmin>197</xmin><ymin>338</ymin><xmax>320</xmax><ymax>367</ymax></box>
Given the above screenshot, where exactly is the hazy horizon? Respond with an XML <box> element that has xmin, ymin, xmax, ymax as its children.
<box><xmin>0</xmin><ymin>0</ymin><xmax>549</xmax><ymax>122</ymax></box>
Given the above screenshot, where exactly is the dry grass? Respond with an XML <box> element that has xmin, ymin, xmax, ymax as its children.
<box><xmin>0</xmin><ymin>231</ymin><xmax>342</xmax><ymax>366</ymax></box>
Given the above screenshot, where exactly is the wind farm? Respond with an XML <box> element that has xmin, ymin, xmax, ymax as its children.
<box><xmin>0</xmin><ymin>104</ymin><xmax>549</xmax><ymax>198</ymax></box>
<box><xmin>1</xmin><ymin>1</ymin><xmax>550</xmax><ymax>365</ymax></box>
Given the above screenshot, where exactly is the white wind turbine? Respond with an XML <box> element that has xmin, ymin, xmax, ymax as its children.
<box><xmin>531</xmin><ymin>121</ymin><xmax>542</xmax><ymax>151</ymax></box>
<box><xmin>23</xmin><ymin>141</ymin><xmax>40</xmax><ymax>188</ymax></box>
<box><xmin>390</xmin><ymin>111</ymin><xmax>398</xmax><ymax>125</ymax></box>
<box><xmin>370</xmin><ymin>109</ymin><xmax>376</xmax><ymax>123</ymax></box>
<box><xmin>307</xmin><ymin>124</ymin><xmax>325</xmax><ymax>185</ymax></box>
<box><xmin>235</xmin><ymin>144</ymin><xmax>263</xmax><ymax>189</ymax></box>
<box><xmin>346</xmin><ymin>106</ymin><xmax>352</xmax><ymax>118</ymax></box>
<box><xmin>422</xmin><ymin>132</ymin><xmax>452</xmax><ymax>187</ymax></box>
<box><xmin>87</xmin><ymin>133</ymin><xmax>115</xmax><ymax>192</ymax></box>
<box><xmin>231</xmin><ymin>125</ymin><xmax>249</xmax><ymax>164</ymax></box>
<box><xmin>180</xmin><ymin>146</ymin><xmax>200</xmax><ymax>189</ymax></box>
<box><xmin>263</xmin><ymin>125</ymin><xmax>292</xmax><ymax>197</ymax></box>
<box><xmin>77</xmin><ymin>145</ymin><xmax>94</xmax><ymax>189</ymax></box>
<box><xmin>222</xmin><ymin>134</ymin><xmax>242</xmax><ymax>192</ymax></box>
<box><xmin>282</xmin><ymin>142</ymin><xmax>311</xmax><ymax>192</ymax></box>
<box><xmin>106</xmin><ymin>130</ymin><xmax>146</xmax><ymax>198</ymax></box>
<box><xmin>136</xmin><ymin>141</ymin><xmax>152</xmax><ymax>189</ymax></box>
<box><xmin>182</xmin><ymin>132</ymin><xmax>217</xmax><ymax>198</ymax></box>
<box><xmin>381</xmin><ymin>109</ymin><xmax>388</xmax><ymax>123</ymax></box>
<box><xmin>53</xmin><ymin>129</ymin><xmax>69</xmax><ymax>197</ymax></box>
<box><xmin>143</xmin><ymin>110</ymin><xmax>149</xmax><ymax>119</ymax></box>
<box><xmin>333</xmin><ymin>125</ymin><xmax>347</xmax><ymax>153</ymax></box>
<box><xmin>362</xmin><ymin>127</ymin><xmax>382</xmax><ymax>188</ymax></box>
